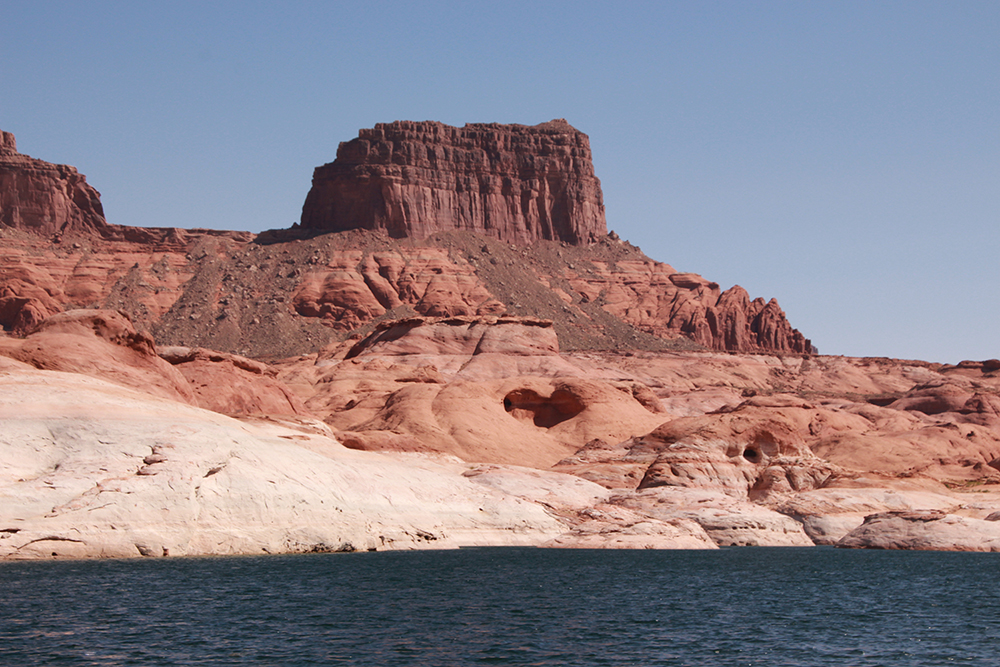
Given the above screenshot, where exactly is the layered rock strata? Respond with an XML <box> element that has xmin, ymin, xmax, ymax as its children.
<box><xmin>0</xmin><ymin>130</ymin><xmax>108</xmax><ymax>237</ymax></box>
<box><xmin>0</xmin><ymin>127</ymin><xmax>809</xmax><ymax>354</ymax></box>
<box><xmin>300</xmin><ymin>120</ymin><xmax>607</xmax><ymax>245</ymax></box>
<box><xmin>3</xmin><ymin>127</ymin><xmax>999</xmax><ymax>556</ymax></box>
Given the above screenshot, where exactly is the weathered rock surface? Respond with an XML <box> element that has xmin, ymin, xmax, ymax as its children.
<box><xmin>2</xmin><ymin>307</ymin><xmax>1000</xmax><ymax>557</ymax></box>
<box><xmin>0</xmin><ymin>309</ymin><xmax>306</xmax><ymax>418</ymax></box>
<box><xmin>460</xmin><ymin>465</ymin><xmax>717</xmax><ymax>549</ymax></box>
<box><xmin>0</xmin><ymin>369</ymin><xmax>566</xmax><ymax>558</ymax></box>
<box><xmin>837</xmin><ymin>511</ymin><xmax>1000</xmax><ymax>551</ymax></box>
<box><xmin>5</xmin><ymin>126</ymin><xmax>1000</xmax><ymax>554</ymax></box>
<box><xmin>300</xmin><ymin>120</ymin><xmax>607</xmax><ymax>246</ymax></box>
<box><xmin>0</xmin><ymin>309</ymin><xmax>194</xmax><ymax>403</ymax></box>
<box><xmin>773</xmin><ymin>484</ymin><xmax>962</xmax><ymax>544</ymax></box>
<box><xmin>283</xmin><ymin>316</ymin><xmax>669</xmax><ymax>467</ymax></box>
<box><xmin>0</xmin><ymin>365</ymin><xmax>721</xmax><ymax>559</ymax></box>
<box><xmin>0</xmin><ymin>228</ymin><xmax>811</xmax><ymax>355</ymax></box>
<box><xmin>612</xmin><ymin>487</ymin><xmax>816</xmax><ymax>547</ymax></box>
<box><xmin>0</xmin><ymin>130</ymin><xmax>109</xmax><ymax>238</ymax></box>
<box><xmin>345</xmin><ymin>315</ymin><xmax>559</xmax><ymax>358</ymax></box>
<box><xmin>158</xmin><ymin>346</ymin><xmax>307</xmax><ymax>417</ymax></box>
<box><xmin>271</xmin><ymin>317</ymin><xmax>1000</xmax><ymax>550</ymax></box>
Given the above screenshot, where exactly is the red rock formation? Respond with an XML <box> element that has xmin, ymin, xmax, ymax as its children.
<box><xmin>557</xmin><ymin>254</ymin><xmax>812</xmax><ymax>353</ymax></box>
<box><xmin>158</xmin><ymin>346</ymin><xmax>307</xmax><ymax>417</ymax></box>
<box><xmin>0</xmin><ymin>309</ymin><xmax>194</xmax><ymax>403</ymax></box>
<box><xmin>291</xmin><ymin>246</ymin><xmax>502</xmax><ymax>330</ymax></box>
<box><xmin>344</xmin><ymin>316</ymin><xmax>559</xmax><ymax>359</ymax></box>
<box><xmin>0</xmin><ymin>130</ymin><xmax>109</xmax><ymax>237</ymax></box>
<box><xmin>1</xmin><ymin>130</ymin><xmax>252</xmax><ymax>251</ymax></box>
<box><xmin>300</xmin><ymin>120</ymin><xmax>607</xmax><ymax>245</ymax></box>
<box><xmin>0</xmin><ymin>127</ymin><xmax>809</xmax><ymax>354</ymax></box>
<box><xmin>706</xmin><ymin>288</ymin><xmax>812</xmax><ymax>354</ymax></box>
<box><xmin>0</xmin><ymin>226</ymin><xmax>810</xmax><ymax>355</ymax></box>
<box><xmin>4</xmin><ymin>301</ymin><xmax>1000</xmax><ymax>553</ymax></box>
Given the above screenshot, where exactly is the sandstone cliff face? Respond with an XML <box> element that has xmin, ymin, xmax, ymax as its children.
<box><xmin>0</xmin><ymin>130</ymin><xmax>108</xmax><ymax>238</ymax></box>
<box><xmin>0</xmin><ymin>127</ymin><xmax>809</xmax><ymax>355</ymax></box>
<box><xmin>300</xmin><ymin>120</ymin><xmax>607</xmax><ymax>245</ymax></box>
<box><xmin>549</xmin><ymin>251</ymin><xmax>812</xmax><ymax>354</ymax></box>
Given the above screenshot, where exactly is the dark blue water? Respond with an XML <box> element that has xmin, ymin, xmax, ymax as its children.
<box><xmin>1</xmin><ymin>547</ymin><xmax>997</xmax><ymax>666</ymax></box>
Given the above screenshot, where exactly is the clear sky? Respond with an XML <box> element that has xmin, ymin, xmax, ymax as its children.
<box><xmin>2</xmin><ymin>1</ymin><xmax>997</xmax><ymax>363</ymax></box>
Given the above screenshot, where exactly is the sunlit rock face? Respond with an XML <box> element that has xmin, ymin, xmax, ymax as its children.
<box><xmin>0</xmin><ymin>130</ymin><xmax>109</xmax><ymax>238</ymax></box>
<box><xmin>300</xmin><ymin>119</ymin><xmax>607</xmax><ymax>246</ymax></box>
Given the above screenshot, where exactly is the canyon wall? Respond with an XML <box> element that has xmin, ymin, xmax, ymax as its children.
<box><xmin>300</xmin><ymin>120</ymin><xmax>607</xmax><ymax>245</ymax></box>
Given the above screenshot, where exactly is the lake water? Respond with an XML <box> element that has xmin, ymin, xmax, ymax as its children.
<box><xmin>1</xmin><ymin>547</ymin><xmax>998</xmax><ymax>666</ymax></box>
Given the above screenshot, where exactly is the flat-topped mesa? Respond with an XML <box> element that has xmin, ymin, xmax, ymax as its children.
<box><xmin>300</xmin><ymin>119</ymin><xmax>607</xmax><ymax>245</ymax></box>
<box><xmin>0</xmin><ymin>130</ymin><xmax>109</xmax><ymax>237</ymax></box>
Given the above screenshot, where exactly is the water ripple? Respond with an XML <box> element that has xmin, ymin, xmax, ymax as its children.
<box><xmin>1</xmin><ymin>548</ymin><xmax>998</xmax><ymax>665</ymax></box>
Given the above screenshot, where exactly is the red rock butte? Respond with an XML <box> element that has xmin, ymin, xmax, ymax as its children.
<box><xmin>0</xmin><ymin>130</ymin><xmax>109</xmax><ymax>237</ymax></box>
<box><xmin>300</xmin><ymin>120</ymin><xmax>607</xmax><ymax>245</ymax></box>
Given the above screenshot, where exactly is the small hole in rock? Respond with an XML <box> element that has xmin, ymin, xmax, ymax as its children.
<box><xmin>743</xmin><ymin>447</ymin><xmax>761</xmax><ymax>463</ymax></box>
<box><xmin>503</xmin><ymin>388</ymin><xmax>584</xmax><ymax>428</ymax></box>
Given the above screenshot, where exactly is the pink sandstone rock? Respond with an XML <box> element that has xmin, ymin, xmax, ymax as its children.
<box><xmin>300</xmin><ymin>120</ymin><xmax>607</xmax><ymax>245</ymax></box>
<box><xmin>837</xmin><ymin>510</ymin><xmax>1000</xmax><ymax>551</ymax></box>
<box><xmin>0</xmin><ymin>309</ymin><xmax>194</xmax><ymax>403</ymax></box>
<box><xmin>158</xmin><ymin>346</ymin><xmax>308</xmax><ymax>417</ymax></box>
<box><xmin>344</xmin><ymin>316</ymin><xmax>559</xmax><ymax>358</ymax></box>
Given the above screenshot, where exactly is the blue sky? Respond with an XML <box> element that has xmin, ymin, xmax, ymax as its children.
<box><xmin>2</xmin><ymin>1</ymin><xmax>997</xmax><ymax>363</ymax></box>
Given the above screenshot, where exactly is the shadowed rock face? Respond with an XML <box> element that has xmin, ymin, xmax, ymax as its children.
<box><xmin>300</xmin><ymin>120</ymin><xmax>607</xmax><ymax>245</ymax></box>
<box><xmin>0</xmin><ymin>130</ymin><xmax>108</xmax><ymax>237</ymax></box>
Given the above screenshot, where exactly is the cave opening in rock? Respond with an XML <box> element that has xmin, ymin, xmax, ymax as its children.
<box><xmin>503</xmin><ymin>388</ymin><xmax>585</xmax><ymax>428</ymax></box>
<box><xmin>743</xmin><ymin>447</ymin><xmax>761</xmax><ymax>463</ymax></box>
